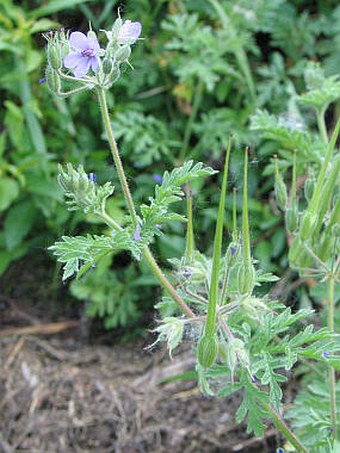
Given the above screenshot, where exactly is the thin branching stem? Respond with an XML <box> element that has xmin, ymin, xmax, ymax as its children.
<box><xmin>97</xmin><ymin>88</ymin><xmax>195</xmax><ymax>318</ymax></box>
<box><xmin>328</xmin><ymin>277</ymin><xmax>337</xmax><ymax>439</ymax></box>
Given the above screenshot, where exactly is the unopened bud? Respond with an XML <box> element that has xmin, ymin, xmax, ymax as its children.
<box><xmin>111</xmin><ymin>18</ymin><xmax>123</xmax><ymax>39</ymax></box>
<box><xmin>197</xmin><ymin>335</ymin><xmax>218</xmax><ymax>368</ymax></box>
<box><xmin>299</xmin><ymin>211</ymin><xmax>316</xmax><ymax>242</ymax></box>
<box><xmin>116</xmin><ymin>44</ymin><xmax>131</xmax><ymax>63</ymax></box>
<box><xmin>237</xmin><ymin>263</ymin><xmax>255</xmax><ymax>295</ymax></box>
<box><xmin>102</xmin><ymin>58</ymin><xmax>113</xmax><ymax>75</ymax></box>
<box><xmin>87</xmin><ymin>30</ymin><xmax>97</xmax><ymax>40</ymax></box>
<box><xmin>109</xmin><ymin>65</ymin><xmax>120</xmax><ymax>84</ymax></box>
<box><xmin>304</xmin><ymin>178</ymin><xmax>315</xmax><ymax>203</ymax></box>
<box><xmin>47</xmin><ymin>43</ymin><xmax>62</xmax><ymax>70</ymax></box>
<box><xmin>274</xmin><ymin>157</ymin><xmax>287</xmax><ymax>210</ymax></box>
<box><xmin>46</xmin><ymin>67</ymin><xmax>61</xmax><ymax>94</ymax></box>
<box><xmin>285</xmin><ymin>204</ymin><xmax>299</xmax><ymax>234</ymax></box>
<box><xmin>288</xmin><ymin>236</ymin><xmax>302</xmax><ymax>265</ymax></box>
<box><xmin>318</xmin><ymin>232</ymin><xmax>333</xmax><ymax>262</ymax></box>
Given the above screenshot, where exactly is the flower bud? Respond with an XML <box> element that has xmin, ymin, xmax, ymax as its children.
<box><xmin>288</xmin><ymin>236</ymin><xmax>301</xmax><ymax>265</ymax></box>
<box><xmin>237</xmin><ymin>263</ymin><xmax>255</xmax><ymax>295</ymax></box>
<box><xmin>304</xmin><ymin>177</ymin><xmax>315</xmax><ymax>203</ymax></box>
<box><xmin>285</xmin><ymin>204</ymin><xmax>299</xmax><ymax>234</ymax></box>
<box><xmin>116</xmin><ymin>44</ymin><xmax>131</xmax><ymax>63</ymax></box>
<box><xmin>225</xmin><ymin>242</ymin><xmax>239</xmax><ymax>267</ymax></box>
<box><xmin>45</xmin><ymin>67</ymin><xmax>61</xmax><ymax>94</ymax></box>
<box><xmin>102</xmin><ymin>57</ymin><xmax>113</xmax><ymax>75</ymax></box>
<box><xmin>275</xmin><ymin>177</ymin><xmax>287</xmax><ymax>210</ymax></box>
<box><xmin>299</xmin><ymin>211</ymin><xmax>316</xmax><ymax>242</ymax></box>
<box><xmin>87</xmin><ymin>30</ymin><xmax>97</xmax><ymax>40</ymax></box>
<box><xmin>108</xmin><ymin>65</ymin><xmax>121</xmax><ymax>84</ymax></box>
<box><xmin>274</xmin><ymin>157</ymin><xmax>287</xmax><ymax>210</ymax></box>
<box><xmin>317</xmin><ymin>232</ymin><xmax>333</xmax><ymax>262</ymax></box>
<box><xmin>47</xmin><ymin>43</ymin><xmax>62</xmax><ymax>70</ymax></box>
<box><xmin>197</xmin><ymin>335</ymin><xmax>218</xmax><ymax>368</ymax></box>
<box><xmin>111</xmin><ymin>17</ymin><xmax>123</xmax><ymax>39</ymax></box>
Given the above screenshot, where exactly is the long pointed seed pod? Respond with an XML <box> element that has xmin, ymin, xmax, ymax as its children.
<box><xmin>198</xmin><ymin>137</ymin><xmax>232</xmax><ymax>368</ymax></box>
<box><xmin>237</xmin><ymin>148</ymin><xmax>255</xmax><ymax>295</ymax></box>
<box><xmin>286</xmin><ymin>150</ymin><xmax>299</xmax><ymax>234</ymax></box>
<box><xmin>274</xmin><ymin>155</ymin><xmax>288</xmax><ymax>211</ymax></box>
<box><xmin>232</xmin><ymin>187</ymin><xmax>237</xmax><ymax>238</ymax></box>
<box><xmin>184</xmin><ymin>186</ymin><xmax>195</xmax><ymax>265</ymax></box>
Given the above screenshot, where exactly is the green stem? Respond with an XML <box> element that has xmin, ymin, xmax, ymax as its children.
<box><xmin>328</xmin><ymin>277</ymin><xmax>337</xmax><ymax>439</ymax></box>
<box><xmin>99</xmin><ymin>210</ymin><xmax>123</xmax><ymax>232</ymax></box>
<box><xmin>184</xmin><ymin>185</ymin><xmax>195</xmax><ymax>264</ymax></box>
<box><xmin>98</xmin><ymin>88</ymin><xmax>138</xmax><ymax>225</ymax></box>
<box><xmin>97</xmin><ymin>88</ymin><xmax>195</xmax><ymax>319</ymax></box>
<box><xmin>142</xmin><ymin>248</ymin><xmax>195</xmax><ymax>318</ymax></box>
<box><xmin>243</xmin><ymin>148</ymin><xmax>251</xmax><ymax>264</ymax></box>
<box><xmin>179</xmin><ymin>81</ymin><xmax>204</xmax><ymax>162</ymax></box>
<box><xmin>262</xmin><ymin>402</ymin><xmax>309</xmax><ymax>453</ymax></box>
<box><xmin>310</xmin><ymin>117</ymin><xmax>340</xmax><ymax>216</ymax></box>
<box><xmin>317</xmin><ymin>108</ymin><xmax>328</xmax><ymax>144</ymax></box>
<box><xmin>232</xmin><ymin>187</ymin><xmax>237</xmax><ymax>236</ymax></box>
<box><xmin>205</xmin><ymin>139</ymin><xmax>232</xmax><ymax>337</ymax></box>
<box><xmin>291</xmin><ymin>149</ymin><xmax>297</xmax><ymax>204</ymax></box>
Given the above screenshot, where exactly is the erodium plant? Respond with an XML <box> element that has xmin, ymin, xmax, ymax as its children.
<box><xmin>46</xmin><ymin>17</ymin><xmax>339</xmax><ymax>452</ymax></box>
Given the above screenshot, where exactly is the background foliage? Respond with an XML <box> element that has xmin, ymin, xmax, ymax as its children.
<box><xmin>0</xmin><ymin>0</ymin><xmax>339</xmax><ymax>328</ymax></box>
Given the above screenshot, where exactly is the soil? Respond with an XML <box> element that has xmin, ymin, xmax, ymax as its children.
<box><xmin>0</xmin><ymin>256</ymin><xmax>280</xmax><ymax>453</ymax></box>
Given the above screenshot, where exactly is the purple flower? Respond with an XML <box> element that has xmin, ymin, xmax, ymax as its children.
<box><xmin>39</xmin><ymin>77</ymin><xmax>46</xmax><ymax>84</ymax></box>
<box><xmin>183</xmin><ymin>268</ymin><xmax>191</xmax><ymax>279</ymax></box>
<box><xmin>322</xmin><ymin>351</ymin><xmax>329</xmax><ymax>359</ymax></box>
<box><xmin>231</xmin><ymin>247</ymin><xmax>237</xmax><ymax>256</ymax></box>
<box><xmin>134</xmin><ymin>224</ymin><xmax>142</xmax><ymax>242</ymax></box>
<box><xmin>153</xmin><ymin>174</ymin><xmax>163</xmax><ymax>184</ymax></box>
<box><xmin>87</xmin><ymin>173</ymin><xmax>97</xmax><ymax>184</ymax></box>
<box><xmin>251</xmin><ymin>375</ymin><xmax>258</xmax><ymax>383</ymax></box>
<box><xmin>64</xmin><ymin>31</ymin><xmax>100</xmax><ymax>78</ymax></box>
<box><xmin>156</xmin><ymin>224</ymin><xmax>162</xmax><ymax>230</ymax></box>
<box><xmin>118</xmin><ymin>20</ymin><xmax>142</xmax><ymax>45</ymax></box>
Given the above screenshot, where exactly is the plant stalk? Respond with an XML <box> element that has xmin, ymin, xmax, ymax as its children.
<box><xmin>97</xmin><ymin>88</ymin><xmax>195</xmax><ymax>319</ymax></box>
<box><xmin>328</xmin><ymin>277</ymin><xmax>337</xmax><ymax>439</ymax></box>
<box><xmin>262</xmin><ymin>402</ymin><xmax>309</xmax><ymax>453</ymax></box>
<box><xmin>98</xmin><ymin>88</ymin><xmax>138</xmax><ymax>225</ymax></box>
<box><xmin>204</xmin><ymin>139</ymin><xmax>231</xmax><ymax>337</ymax></box>
<box><xmin>317</xmin><ymin>108</ymin><xmax>328</xmax><ymax>144</ymax></box>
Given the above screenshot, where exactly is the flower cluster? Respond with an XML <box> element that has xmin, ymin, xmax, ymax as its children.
<box><xmin>45</xmin><ymin>17</ymin><xmax>142</xmax><ymax>95</ymax></box>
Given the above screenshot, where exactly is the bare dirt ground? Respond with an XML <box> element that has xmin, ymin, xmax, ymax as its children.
<box><xmin>0</xmin><ymin>257</ymin><xmax>279</xmax><ymax>452</ymax></box>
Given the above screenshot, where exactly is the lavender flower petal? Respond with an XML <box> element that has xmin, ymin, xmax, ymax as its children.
<box><xmin>134</xmin><ymin>224</ymin><xmax>142</xmax><ymax>242</ymax></box>
<box><xmin>90</xmin><ymin>56</ymin><xmax>100</xmax><ymax>73</ymax></box>
<box><xmin>118</xmin><ymin>20</ymin><xmax>142</xmax><ymax>44</ymax></box>
<box><xmin>64</xmin><ymin>30</ymin><xmax>100</xmax><ymax>78</ymax></box>
<box><xmin>64</xmin><ymin>52</ymin><xmax>83</xmax><ymax>69</ymax></box>
<box><xmin>87</xmin><ymin>34</ymin><xmax>100</xmax><ymax>52</ymax></box>
<box><xmin>153</xmin><ymin>174</ymin><xmax>163</xmax><ymax>184</ymax></box>
<box><xmin>69</xmin><ymin>31</ymin><xmax>89</xmax><ymax>52</ymax></box>
<box><xmin>73</xmin><ymin>58</ymin><xmax>92</xmax><ymax>78</ymax></box>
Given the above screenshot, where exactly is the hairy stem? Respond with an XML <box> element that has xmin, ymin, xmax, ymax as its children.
<box><xmin>262</xmin><ymin>402</ymin><xmax>309</xmax><ymax>453</ymax></box>
<box><xmin>97</xmin><ymin>88</ymin><xmax>194</xmax><ymax>318</ymax></box>
<box><xmin>328</xmin><ymin>277</ymin><xmax>337</xmax><ymax>439</ymax></box>
<box><xmin>98</xmin><ymin>88</ymin><xmax>138</xmax><ymax>225</ymax></box>
<box><xmin>317</xmin><ymin>108</ymin><xmax>328</xmax><ymax>144</ymax></box>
